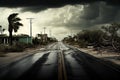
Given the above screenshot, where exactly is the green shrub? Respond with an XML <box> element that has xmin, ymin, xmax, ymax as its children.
<box><xmin>0</xmin><ymin>42</ymin><xmax>35</xmax><ymax>53</ymax></box>
<box><xmin>78</xmin><ymin>40</ymin><xmax>88</xmax><ymax>48</ymax></box>
<box><xmin>3</xmin><ymin>45</ymin><xmax>24</xmax><ymax>52</ymax></box>
<box><xmin>0</xmin><ymin>44</ymin><xmax>7</xmax><ymax>52</ymax></box>
<box><xmin>0</xmin><ymin>53</ymin><xmax>6</xmax><ymax>57</ymax></box>
<box><xmin>15</xmin><ymin>42</ymin><xmax>34</xmax><ymax>48</ymax></box>
<box><xmin>0</xmin><ymin>43</ymin><xmax>24</xmax><ymax>52</ymax></box>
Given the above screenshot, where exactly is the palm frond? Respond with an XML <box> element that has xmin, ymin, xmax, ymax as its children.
<box><xmin>13</xmin><ymin>22</ymin><xmax>23</xmax><ymax>32</ymax></box>
<box><xmin>12</xmin><ymin>17</ymin><xmax>21</xmax><ymax>22</ymax></box>
<box><xmin>14</xmin><ymin>22</ymin><xmax>23</xmax><ymax>26</ymax></box>
<box><xmin>8</xmin><ymin>13</ymin><xmax>18</xmax><ymax>21</ymax></box>
<box><xmin>14</xmin><ymin>26</ymin><xmax>19</xmax><ymax>32</ymax></box>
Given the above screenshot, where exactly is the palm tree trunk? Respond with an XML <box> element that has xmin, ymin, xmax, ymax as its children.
<box><xmin>9</xmin><ymin>31</ymin><xmax>13</xmax><ymax>45</ymax></box>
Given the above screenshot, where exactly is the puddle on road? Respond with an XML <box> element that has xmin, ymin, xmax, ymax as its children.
<box><xmin>31</xmin><ymin>51</ymin><xmax>50</xmax><ymax>63</ymax></box>
<box><xmin>1</xmin><ymin>51</ymin><xmax>50</xmax><ymax>79</ymax></box>
<box><xmin>64</xmin><ymin>50</ymin><xmax>74</xmax><ymax>55</ymax></box>
<box><xmin>65</xmin><ymin>51</ymin><xmax>89</xmax><ymax>80</ymax></box>
<box><xmin>37</xmin><ymin>51</ymin><xmax>58</xmax><ymax>79</ymax></box>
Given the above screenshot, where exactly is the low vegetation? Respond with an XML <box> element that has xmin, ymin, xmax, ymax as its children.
<box><xmin>0</xmin><ymin>13</ymin><xmax>58</xmax><ymax>57</ymax></box>
<box><xmin>63</xmin><ymin>23</ymin><xmax>120</xmax><ymax>53</ymax></box>
<box><xmin>0</xmin><ymin>43</ymin><xmax>34</xmax><ymax>55</ymax></box>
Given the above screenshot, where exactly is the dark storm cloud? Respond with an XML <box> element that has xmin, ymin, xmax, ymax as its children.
<box><xmin>0</xmin><ymin>0</ymin><xmax>97</xmax><ymax>12</ymax></box>
<box><xmin>21</xmin><ymin>6</ymin><xmax>48</xmax><ymax>12</ymax></box>
<box><xmin>80</xmin><ymin>2</ymin><xmax>99</xmax><ymax>20</ymax></box>
<box><xmin>80</xmin><ymin>2</ymin><xmax>120</xmax><ymax>25</ymax></box>
<box><xmin>0</xmin><ymin>0</ymin><xmax>120</xmax><ymax>7</ymax></box>
<box><xmin>0</xmin><ymin>0</ymin><xmax>120</xmax><ymax>31</ymax></box>
<box><xmin>0</xmin><ymin>0</ymin><xmax>120</xmax><ymax>13</ymax></box>
<box><xmin>47</xmin><ymin>1</ymin><xmax>120</xmax><ymax>30</ymax></box>
<box><xmin>32</xmin><ymin>1</ymin><xmax>119</xmax><ymax>31</ymax></box>
<box><xmin>91</xmin><ymin>2</ymin><xmax>120</xmax><ymax>24</ymax></box>
<box><xmin>0</xmin><ymin>0</ymin><xmax>93</xmax><ymax>7</ymax></box>
<box><xmin>67</xmin><ymin>1</ymin><xmax>120</xmax><ymax>30</ymax></box>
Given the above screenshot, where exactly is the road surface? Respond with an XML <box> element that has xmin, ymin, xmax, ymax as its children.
<box><xmin>0</xmin><ymin>42</ymin><xmax>120</xmax><ymax>80</ymax></box>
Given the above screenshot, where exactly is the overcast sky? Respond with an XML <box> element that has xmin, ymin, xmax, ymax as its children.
<box><xmin>0</xmin><ymin>0</ymin><xmax>120</xmax><ymax>40</ymax></box>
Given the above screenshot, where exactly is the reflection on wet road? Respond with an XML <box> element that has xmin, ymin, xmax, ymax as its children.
<box><xmin>0</xmin><ymin>51</ymin><xmax>50</xmax><ymax>79</ymax></box>
<box><xmin>65</xmin><ymin>50</ymin><xmax>89</xmax><ymax>80</ymax></box>
<box><xmin>0</xmin><ymin>42</ymin><xmax>120</xmax><ymax>80</ymax></box>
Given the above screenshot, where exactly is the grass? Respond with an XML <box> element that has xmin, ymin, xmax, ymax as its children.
<box><xmin>0</xmin><ymin>43</ymin><xmax>34</xmax><ymax>53</ymax></box>
<box><xmin>0</xmin><ymin>52</ymin><xmax>6</xmax><ymax>57</ymax></box>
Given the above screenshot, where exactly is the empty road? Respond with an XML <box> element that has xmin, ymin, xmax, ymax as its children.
<box><xmin>0</xmin><ymin>42</ymin><xmax>120</xmax><ymax>80</ymax></box>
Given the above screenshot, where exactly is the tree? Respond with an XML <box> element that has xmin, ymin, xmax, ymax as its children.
<box><xmin>8</xmin><ymin>13</ymin><xmax>23</xmax><ymax>45</ymax></box>
<box><xmin>76</xmin><ymin>30</ymin><xmax>104</xmax><ymax>47</ymax></box>
<box><xmin>101</xmin><ymin>23</ymin><xmax>120</xmax><ymax>50</ymax></box>
<box><xmin>32</xmin><ymin>37</ymin><xmax>40</xmax><ymax>45</ymax></box>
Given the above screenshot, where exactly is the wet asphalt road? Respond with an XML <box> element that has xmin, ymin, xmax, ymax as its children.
<box><xmin>0</xmin><ymin>42</ymin><xmax>120</xmax><ymax>80</ymax></box>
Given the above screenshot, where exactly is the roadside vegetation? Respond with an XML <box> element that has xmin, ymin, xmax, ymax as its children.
<box><xmin>8</xmin><ymin>13</ymin><xmax>23</xmax><ymax>45</ymax></box>
<box><xmin>0</xmin><ymin>36</ymin><xmax>57</xmax><ymax>56</ymax></box>
<box><xmin>0</xmin><ymin>13</ymin><xmax>58</xmax><ymax>57</ymax></box>
<box><xmin>62</xmin><ymin>23</ymin><xmax>120</xmax><ymax>54</ymax></box>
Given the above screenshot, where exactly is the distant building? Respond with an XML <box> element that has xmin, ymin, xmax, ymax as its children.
<box><xmin>15</xmin><ymin>36</ymin><xmax>32</xmax><ymax>44</ymax></box>
<box><xmin>37</xmin><ymin>34</ymin><xmax>48</xmax><ymax>43</ymax></box>
<box><xmin>0</xmin><ymin>34</ymin><xmax>32</xmax><ymax>44</ymax></box>
<box><xmin>0</xmin><ymin>35</ymin><xmax>9</xmax><ymax>44</ymax></box>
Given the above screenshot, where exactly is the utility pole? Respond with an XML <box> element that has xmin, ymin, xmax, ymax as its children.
<box><xmin>43</xmin><ymin>27</ymin><xmax>46</xmax><ymax>34</ymax></box>
<box><xmin>26</xmin><ymin>18</ymin><xmax>34</xmax><ymax>37</ymax></box>
<box><xmin>26</xmin><ymin>18</ymin><xmax>34</xmax><ymax>44</ymax></box>
<box><xmin>0</xmin><ymin>26</ymin><xmax>2</xmax><ymax>34</ymax></box>
<box><xmin>70</xmin><ymin>30</ymin><xmax>73</xmax><ymax>37</ymax></box>
<box><xmin>49</xmin><ymin>29</ymin><xmax>52</xmax><ymax>37</ymax></box>
<box><xmin>41</xmin><ymin>31</ymin><xmax>42</xmax><ymax>34</ymax></box>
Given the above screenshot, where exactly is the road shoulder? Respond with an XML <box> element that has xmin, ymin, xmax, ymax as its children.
<box><xmin>78</xmin><ymin>47</ymin><xmax>120</xmax><ymax>65</ymax></box>
<box><xmin>0</xmin><ymin>46</ymin><xmax>44</xmax><ymax>67</ymax></box>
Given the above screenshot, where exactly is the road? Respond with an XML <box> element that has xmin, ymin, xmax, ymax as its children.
<box><xmin>0</xmin><ymin>42</ymin><xmax>120</xmax><ymax>80</ymax></box>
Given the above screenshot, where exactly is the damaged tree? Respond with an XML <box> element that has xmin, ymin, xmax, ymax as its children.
<box><xmin>102</xmin><ymin>23</ymin><xmax>120</xmax><ymax>51</ymax></box>
<box><xmin>8</xmin><ymin>13</ymin><xmax>23</xmax><ymax>45</ymax></box>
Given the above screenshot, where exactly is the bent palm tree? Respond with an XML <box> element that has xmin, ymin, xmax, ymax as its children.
<box><xmin>8</xmin><ymin>13</ymin><xmax>23</xmax><ymax>45</ymax></box>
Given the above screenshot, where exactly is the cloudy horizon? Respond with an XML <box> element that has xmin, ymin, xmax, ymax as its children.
<box><xmin>0</xmin><ymin>0</ymin><xmax>120</xmax><ymax>40</ymax></box>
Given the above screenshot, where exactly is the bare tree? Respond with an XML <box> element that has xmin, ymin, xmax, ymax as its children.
<box><xmin>101</xmin><ymin>23</ymin><xmax>120</xmax><ymax>51</ymax></box>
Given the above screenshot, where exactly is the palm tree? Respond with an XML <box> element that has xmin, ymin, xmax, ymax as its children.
<box><xmin>8</xmin><ymin>13</ymin><xmax>23</xmax><ymax>45</ymax></box>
